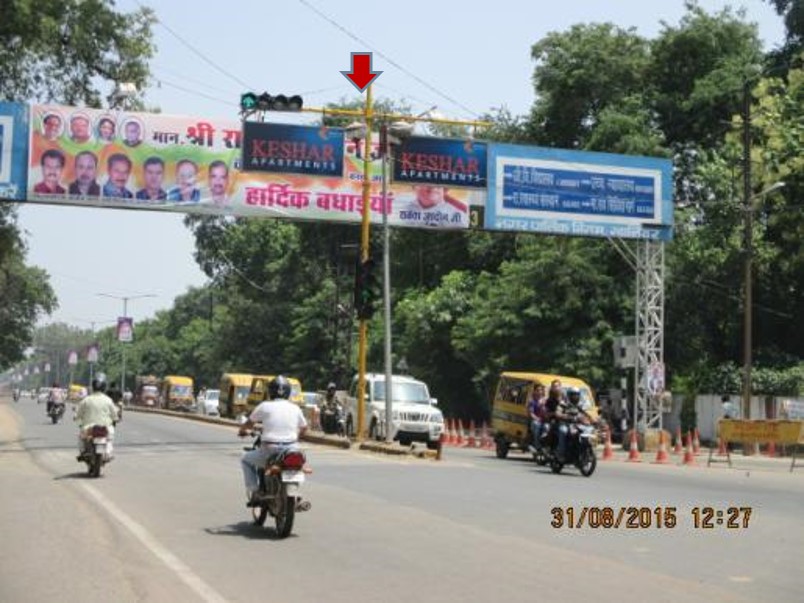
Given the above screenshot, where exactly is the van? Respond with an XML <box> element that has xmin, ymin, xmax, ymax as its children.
<box><xmin>344</xmin><ymin>373</ymin><xmax>444</xmax><ymax>449</ymax></box>
<box><xmin>491</xmin><ymin>371</ymin><xmax>597</xmax><ymax>459</ymax></box>
<box><xmin>219</xmin><ymin>373</ymin><xmax>253</xmax><ymax>418</ymax></box>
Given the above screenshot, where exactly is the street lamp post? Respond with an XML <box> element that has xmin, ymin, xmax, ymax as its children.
<box><xmin>741</xmin><ymin>180</ymin><xmax>784</xmax><ymax>426</ymax></box>
<box><xmin>96</xmin><ymin>293</ymin><xmax>156</xmax><ymax>391</ymax></box>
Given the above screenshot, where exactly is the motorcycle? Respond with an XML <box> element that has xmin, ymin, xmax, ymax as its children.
<box><xmin>242</xmin><ymin>428</ymin><xmax>312</xmax><ymax>538</ymax></box>
<box><xmin>320</xmin><ymin>402</ymin><xmax>346</xmax><ymax>436</ymax></box>
<box><xmin>48</xmin><ymin>401</ymin><xmax>65</xmax><ymax>424</ymax></box>
<box><xmin>79</xmin><ymin>425</ymin><xmax>112</xmax><ymax>477</ymax></box>
<box><xmin>535</xmin><ymin>410</ymin><xmax>597</xmax><ymax>477</ymax></box>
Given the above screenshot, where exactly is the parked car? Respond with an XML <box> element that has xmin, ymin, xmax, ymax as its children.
<box><xmin>344</xmin><ymin>373</ymin><xmax>444</xmax><ymax>448</ymax></box>
<box><xmin>197</xmin><ymin>389</ymin><xmax>220</xmax><ymax>416</ymax></box>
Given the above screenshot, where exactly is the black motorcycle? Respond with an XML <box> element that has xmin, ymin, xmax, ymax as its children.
<box><xmin>48</xmin><ymin>402</ymin><xmax>65</xmax><ymax>424</ymax></box>
<box><xmin>534</xmin><ymin>412</ymin><xmax>597</xmax><ymax>477</ymax></box>
<box><xmin>320</xmin><ymin>403</ymin><xmax>346</xmax><ymax>436</ymax></box>
<box><xmin>242</xmin><ymin>428</ymin><xmax>312</xmax><ymax>538</ymax></box>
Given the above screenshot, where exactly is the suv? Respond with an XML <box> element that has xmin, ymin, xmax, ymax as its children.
<box><xmin>345</xmin><ymin>373</ymin><xmax>444</xmax><ymax>449</ymax></box>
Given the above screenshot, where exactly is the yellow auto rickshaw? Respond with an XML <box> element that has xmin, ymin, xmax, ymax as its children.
<box><xmin>490</xmin><ymin>371</ymin><xmax>598</xmax><ymax>459</ymax></box>
<box><xmin>68</xmin><ymin>384</ymin><xmax>87</xmax><ymax>402</ymax></box>
<box><xmin>219</xmin><ymin>373</ymin><xmax>253</xmax><ymax>418</ymax></box>
<box><xmin>247</xmin><ymin>374</ymin><xmax>304</xmax><ymax>411</ymax></box>
<box><xmin>160</xmin><ymin>375</ymin><xmax>195</xmax><ymax>411</ymax></box>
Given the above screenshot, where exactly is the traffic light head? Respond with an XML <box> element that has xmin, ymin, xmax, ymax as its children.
<box><xmin>241</xmin><ymin>92</ymin><xmax>304</xmax><ymax>114</ymax></box>
<box><xmin>354</xmin><ymin>257</ymin><xmax>381</xmax><ymax>320</ymax></box>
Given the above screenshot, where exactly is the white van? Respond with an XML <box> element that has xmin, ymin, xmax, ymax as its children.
<box><xmin>345</xmin><ymin>373</ymin><xmax>444</xmax><ymax>449</ymax></box>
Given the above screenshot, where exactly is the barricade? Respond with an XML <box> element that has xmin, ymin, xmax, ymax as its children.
<box><xmin>718</xmin><ymin>420</ymin><xmax>803</xmax><ymax>472</ymax></box>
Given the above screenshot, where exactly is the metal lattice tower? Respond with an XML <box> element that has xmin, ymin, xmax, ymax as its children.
<box><xmin>635</xmin><ymin>240</ymin><xmax>665</xmax><ymax>430</ymax></box>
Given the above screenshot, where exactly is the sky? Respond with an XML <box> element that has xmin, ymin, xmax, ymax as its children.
<box><xmin>16</xmin><ymin>0</ymin><xmax>787</xmax><ymax>330</ymax></box>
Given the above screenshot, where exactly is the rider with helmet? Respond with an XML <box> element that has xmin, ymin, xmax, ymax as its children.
<box><xmin>543</xmin><ymin>382</ymin><xmax>571</xmax><ymax>462</ymax></box>
<box><xmin>320</xmin><ymin>382</ymin><xmax>342</xmax><ymax>434</ymax></box>
<box><xmin>74</xmin><ymin>375</ymin><xmax>119</xmax><ymax>460</ymax></box>
<box><xmin>239</xmin><ymin>375</ymin><xmax>307</xmax><ymax>504</ymax></box>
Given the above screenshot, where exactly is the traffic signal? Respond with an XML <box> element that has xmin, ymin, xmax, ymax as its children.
<box><xmin>354</xmin><ymin>257</ymin><xmax>381</xmax><ymax>320</ymax></box>
<box><xmin>240</xmin><ymin>92</ymin><xmax>303</xmax><ymax>113</ymax></box>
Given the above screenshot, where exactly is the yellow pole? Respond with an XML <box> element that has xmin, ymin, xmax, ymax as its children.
<box><xmin>356</xmin><ymin>84</ymin><xmax>374</xmax><ymax>441</ymax></box>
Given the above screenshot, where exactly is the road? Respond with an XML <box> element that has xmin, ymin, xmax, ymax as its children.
<box><xmin>1</xmin><ymin>396</ymin><xmax>803</xmax><ymax>603</ymax></box>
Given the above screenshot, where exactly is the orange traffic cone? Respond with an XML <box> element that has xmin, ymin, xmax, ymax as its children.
<box><xmin>467</xmin><ymin>420</ymin><xmax>477</xmax><ymax>448</ymax></box>
<box><xmin>764</xmin><ymin>441</ymin><xmax>777</xmax><ymax>457</ymax></box>
<box><xmin>653</xmin><ymin>430</ymin><xmax>670</xmax><ymax>464</ymax></box>
<box><xmin>481</xmin><ymin>422</ymin><xmax>494</xmax><ymax>450</ymax></box>
<box><xmin>682</xmin><ymin>430</ymin><xmax>697</xmax><ymax>466</ymax></box>
<box><xmin>602</xmin><ymin>427</ymin><xmax>614</xmax><ymax>461</ymax></box>
<box><xmin>673</xmin><ymin>426</ymin><xmax>683</xmax><ymax>454</ymax></box>
<box><xmin>626</xmin><ymin>429</ymin><xmax>641</xmax><ymax>462</ymax></box>
<box><xmin>717</xmin><ymin>435</ymin><xmax>728</xmax><ymax>456</ymax></box>
<box><xmin>692</xmin><ymin>428</ymin><xmax>701</xmax><ymax>455</ymax></box>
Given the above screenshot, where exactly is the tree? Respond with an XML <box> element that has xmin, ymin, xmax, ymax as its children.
<box><xmin>0</xmin><ymin>0</ymin><xmax>155</xmax><ymax>369</ymax></box>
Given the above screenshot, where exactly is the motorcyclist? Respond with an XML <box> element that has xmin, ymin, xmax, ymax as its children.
<box><xmin>74</xmin><ymin>376</ymin><xmax>119</xmax><ymax>461</ymax></box>
<box><xmin>238</xmin><ymin>375</ymin><xmax>307</xmax><ymax>505</ymax></box>
<box><xmin>46</xmin><ymin>382</ymin><xmax>65</xmax><ymax>415</ymax></box>
<box><xmin>320</xmin><ymin>382</ymin><xmax>342</xmax><ymax>433</ymax></box>
<box><xmin>527</xmin><ymin>384</ymin><xmax>547</xmax><ymax>452</ymax></box>
<box><xmin>543</xmin><ymin>382</ymin><xmax>570</xmax><ymax>462</ymax></box>
<box><xmin>107</xmin><ymin>381</ymin><xmax>124</xmax><ymax>421</ymax></box>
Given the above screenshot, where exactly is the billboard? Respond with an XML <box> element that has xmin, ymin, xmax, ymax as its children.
<box><xmin>117</xmin><ymin>317</ymin><xmax>134</xmax><ymax>343</ymax></box>
<box><xmin>485</xmin><ymin>143</ymin><xmax>673</xmax><ymax>240</ymax></box>
<box><xmin>392</xmin><ymin>136</ymin><xmax>486</xmax><ymax>189</ymax></box>
<box><xmin>0</xmin><ymin>102</ymin><xmax>29</xmax><ymax>200</ymax></box>
<box><xmin>26</xmin><ymin>104</ymin><xmax>483</xmax><ymax>229</ymax></box>
<box><xmin>242</xmin><ymin>122</ymin><xmax>344</xmax><ymax>177</ymax></box>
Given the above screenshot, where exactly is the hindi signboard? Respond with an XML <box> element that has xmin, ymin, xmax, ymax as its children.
<box><xmin>25</xmin><ymin>104</ymin><xmax>481</xmax><ymax>230</ymax></box>
<box><xmin>485</xmin><ymin>143</ymin><xmax>673</xmax><ymax>240</ymax></box>
<box><xmin>0</xmin><ymin>102</ymin><xmax>29</xmax><ymax>201</ymax></box>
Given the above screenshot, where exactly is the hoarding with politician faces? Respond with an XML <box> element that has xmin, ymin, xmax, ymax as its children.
<box><xmin>26</xmin><ymin>104</ymin><xmax>484</xmax><ymax>230</ymax></box>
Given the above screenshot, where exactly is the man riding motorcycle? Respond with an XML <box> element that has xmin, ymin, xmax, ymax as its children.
<box><xmin>74</xmin><ymin>376</ymin><xmax>119</xmax><ymax>461</ymax></box>
<box><xmin>320</xmin><ymin>382</ymin><xmax>344</xmax><ymax>434</ymax></box>
<box><xmin>543</xmin><ymin>383</ymin><xmax>570</xmax><ymax>462</ymax></box>
<box><xmin>238</xmin><ymin>375</ymin><xmax>307</xmax><ymax>505</ymax></box>
<box><xmin>46</xmin><ymin>382</ymin><xmax>65</xmax><ymax>415</ymax></box>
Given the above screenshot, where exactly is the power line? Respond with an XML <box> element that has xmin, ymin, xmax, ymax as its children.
<box><xmin>134</xmin><ymin>0</ymin><xmax>256</xmax><ymax>91</ymax></box>
<box><xmin>297</xmin><ymin>0</ymin><xmax>481</xmax><ymax>119</ymax></box>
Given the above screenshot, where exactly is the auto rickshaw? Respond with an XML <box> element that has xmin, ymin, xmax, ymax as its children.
<box><xmin>490</xmin><ymin>371</ymin><xmax>598</xmax><ymax>459</ymax></box>
<box><xmin>247</xmin><ymin>374</ymin><xmax>304</xmax><ymax>411</ymax></box>
<box><xmin>68</xmin><ymin>384</ymin><xmax>88</xmax><ymax>402</ymax></box>
<box><xmin>160</xmin><ymin>375</ymin><xmax>195</xmax><ymax>411</ymax></box>
<box><xmin>219</xmin><ymin>373</ymin><xmax>253</xmax><ymax>418</ymax></box>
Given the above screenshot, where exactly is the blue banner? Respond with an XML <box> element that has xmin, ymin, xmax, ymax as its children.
<box><xmin>0</xmin><ymin>102</ymin><xmax>29</xmax><ymax>200</ymax></box>
<box><xmin>486</xmin><ymin>143</ymin><xmax>673</xmax><ymax>241</ymax></box>
<box><xmin>242</xmin><ymin>122</ymin><xmax>344</xmax><ymax>177</ymax></box>
<box><xmin>393</xmin><ymin>135</ymin><xmax>486</xmax><ymax>189</ymax></box>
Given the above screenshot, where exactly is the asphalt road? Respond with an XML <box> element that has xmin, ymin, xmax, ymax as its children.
<box><xmin>2</xmin><ymin>396</ymin><xmax>802</xmax><ymax>603</ymax></box>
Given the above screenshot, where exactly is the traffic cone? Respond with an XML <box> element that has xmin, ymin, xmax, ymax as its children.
<box><xmin>626</xmin><ymin>429</ymin><xmax>641</xmax><ymax>462</ymax></box>
<box><xmin>481</xmin><ymin>422</ymin><xmax>494</xmax><ymax>450</ymax></box>
<box><xmin>764</xmin><ymin>441</ymin><xmax>777</xmax><ymax>457</ymax></box>
<box><xmin>653</xmin><ymin>430</ymin><xmax>670</xmax><ymax>464</ymax></box>
<box><xmin>455</xmin><ymin>420</ymin><xmax>465</xmax><ymax>447</ymax></box>
<box><xmin>692</xmin><ymin>428</ymin><xmax>701</xmax><ymax>455</ymax></box>
<box><xmin>673</xmin><ymin>426</ymin><xmax>683</xmax><ymax>454</ymax></box>
<box><xmin>717</xmin><ymin>435</ymin><xmax>727</xmax><ymax>456</ymax></box>
<box><xmin>682</xmin><ymin>430</ymin><xmax>697</xmax><ymax>466</ymax></box>
<box><xmin>601</xmin><ymin>427</ymin><xmax>614</xmax><ymax>461</ymax></box>
<box><xmin>467</xmin><ymin>420</ymin><xmax>477</xmax><ymax>448</ymax></box>
<box><xmin>446</xmin><ymin>419</ymin><xmax>456</xmax><ymax>446</ymax></box>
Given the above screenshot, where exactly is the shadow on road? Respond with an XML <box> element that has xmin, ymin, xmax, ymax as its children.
<box><xmin>53</xmin><ymin>471</ymin><xmax>96</xmax><ymax>480</ymax></box>
<box><xmin>204</xmin><ymin>522</ymin><xmax>298</xmax><ymax>541</ymax></box>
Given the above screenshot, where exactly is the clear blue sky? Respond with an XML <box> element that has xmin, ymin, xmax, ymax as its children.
<box><xmin>18</xmin><ymin>0</ymin><xmax>786</xmax><ymax>330</ymax></box>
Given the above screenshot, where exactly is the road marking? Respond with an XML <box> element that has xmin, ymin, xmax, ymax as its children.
<box><xmin>80</xmin><ymin>483</ymin><xmax>229</xmax><ymax>603</ymax></box>
<box><xmin>728</xmin><ymin>576</ymin><xmax>754</xmax><ymax>583</ymax></box>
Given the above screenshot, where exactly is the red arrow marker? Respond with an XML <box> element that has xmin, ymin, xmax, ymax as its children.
<box><xmin>341</xmin><ymin>52</ymin><xmax>383</xmax><ymax>92</ymax></box>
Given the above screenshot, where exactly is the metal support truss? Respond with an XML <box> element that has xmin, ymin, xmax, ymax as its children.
<box><xmin>635</xmin><ymin>240</ymin><xmax>665</xmax><ymax>430</ymax></box>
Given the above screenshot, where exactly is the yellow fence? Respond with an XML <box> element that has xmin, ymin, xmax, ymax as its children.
<box><xmin>718</xmin><ymin>420</ymin><xmax>803</xmax><ymax>444</ymax></box>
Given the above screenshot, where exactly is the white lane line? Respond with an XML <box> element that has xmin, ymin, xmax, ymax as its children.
<box><xmin>79</xmin><ymin>483</ymin><xmax>229</xmax><ymax>603</ymax></box>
